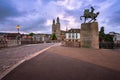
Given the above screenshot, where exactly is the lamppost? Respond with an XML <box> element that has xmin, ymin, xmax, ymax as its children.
<box><xmin>16</xmin><ymin>25</ymin><xmax>21</xmax><ymax>45</ymax></box>
<box><xmin>16</xmin><ymin>25</ymin><xmax>20</xmax><ymax>34</ymax></box>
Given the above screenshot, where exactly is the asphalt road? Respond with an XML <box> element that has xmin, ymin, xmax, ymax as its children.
<box><xmin>0</xmin><ymin>43</ymin><xmax>55</xmax><ymax>79</ymax></box>
<box><xmin>1</xmin><ymin>46</ymin><xmax>120</xmax><ymax>80</ymax></box>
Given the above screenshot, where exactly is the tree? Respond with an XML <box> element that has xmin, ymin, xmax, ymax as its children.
<box><xmin>51</xmin><ymin>33</ymin><xmax>57</xmax><ymax>40</ymax></box>
<box><xmin>104</xmin><ymin>34</ymin><xmax>113</xmax><ymax>42</ymax></box>
<box><xmin>99</xmin><ymin>27</ymin><xmax>114</xmax><ymax>49</ymax></box>
<box><xmin>28</xmin><ymin>33</ymin><xmax>34</xmax><ymax>36</ymax></box>
<box><xmin>99</xmin><ymin>27</ymin><xmax>105</xmax><ymax>42</ymax></box>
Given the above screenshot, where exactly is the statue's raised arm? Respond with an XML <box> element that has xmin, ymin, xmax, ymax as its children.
<box><xmin>90</xmin><ymin>6</ymin><xmax>95</xmax><ymax>13</ymax></box>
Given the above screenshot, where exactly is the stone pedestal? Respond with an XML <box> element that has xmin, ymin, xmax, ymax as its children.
<box><xmin>80</xmin><ymin>22</ymin><xmax>99</xmax><ymax>49</ymax></box>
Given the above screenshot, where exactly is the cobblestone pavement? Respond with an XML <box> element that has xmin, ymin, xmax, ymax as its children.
<box><xmin>1</xmin><ymin>46</ymin><xmax>120</xmax><ymax>80</ymax></box>
<box><xmin>0</xmin><ymin>43</ymin><xmax>55</xmax><ymax>77</ymax></box>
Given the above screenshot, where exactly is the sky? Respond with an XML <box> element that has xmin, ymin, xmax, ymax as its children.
<box><xmin>0</xmin><ymin>0</ymin><xmax>120</xmax><ymax>34</ymax></box>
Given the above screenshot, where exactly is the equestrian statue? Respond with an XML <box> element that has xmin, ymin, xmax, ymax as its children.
<box><xmin>80</xmin><ymin>6</ymin><xmax>99</xmax><ymax>23</ymax></box>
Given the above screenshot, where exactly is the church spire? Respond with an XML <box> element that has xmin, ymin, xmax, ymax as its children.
<box><xmin>57</xmin><ymin>17</ymin><xmax>60</xmax><ymax>24</ymax></box>
<box><xmin>53</xmin><ymin>19</ymin><xmax>55</xmax><ymax>25</ymax></box>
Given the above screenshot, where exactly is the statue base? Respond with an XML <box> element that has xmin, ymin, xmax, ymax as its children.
<box><xmin>80</xmin><ymin>22</ymin><xmax>99</xmax><ymax>49</ymax></box>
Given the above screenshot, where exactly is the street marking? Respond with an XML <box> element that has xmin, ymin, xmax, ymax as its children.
<box><xmin>0</xmin><ymin>43</ymin><xmax>58</xmax><ymax>80</ymax></box>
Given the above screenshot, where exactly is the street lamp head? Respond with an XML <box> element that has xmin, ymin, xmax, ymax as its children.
<box><xmin>16</xmin><ymin>25</ymin><xmax>20</xmax><ymax>29</ymax></box>
<box><xmin>16</xmin><ymin>25</ymin><xmax>21</xmax><ymax>34</ymax></box>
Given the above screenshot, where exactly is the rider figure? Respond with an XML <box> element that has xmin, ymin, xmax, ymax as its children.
<box><xmin>90</xmin><ymin>6</ymin><xmax>95</xmax><ymax>13</ymax></box>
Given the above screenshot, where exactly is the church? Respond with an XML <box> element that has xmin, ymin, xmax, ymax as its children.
<box><xmin>52</xmin><ymin>17</ymin><xmax>65</xmax><ymax>41</ymax></box>
<box><xmin>51</xmin><ymin>17</ymin><xmax>80</xmax><ymax>46</ymax></box>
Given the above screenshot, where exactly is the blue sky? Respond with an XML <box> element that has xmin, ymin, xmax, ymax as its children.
<box><xmin>0</xmin><ymin>0</ymin><xmax>120</xmax><ymax>34</ymax></box>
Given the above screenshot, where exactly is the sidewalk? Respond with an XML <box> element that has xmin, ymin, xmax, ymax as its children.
<box><xmin>0</xmin><ymin>43</ymin><xmax>55</xmax><ymax>79</ymax></box>
<box><xmin>49</xmin><ymin>46</ymin><xmax>120</xmax><ymax>71</ymax></box>
<box><xmin>1</xmin><ymin>46</ymin><xmax>120</xmax><ymax>80</ymax></box>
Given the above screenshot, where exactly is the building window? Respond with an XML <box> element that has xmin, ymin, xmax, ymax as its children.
<box><xmin>69</xmin><ymin>33</ymin><xmax>71</xmax><ymax>39</ymax></box>
<box><xmin>114</xmin><ymin>37</ymin><xmax>116</xmax><ymax>41</ymax></box>
<box><xmin>76</xmin><ymin>33</ymin><xmax>77</xmax><ymax>39</ymax></box>
<box><xmin>72</xmin><ymin>33</ymin><xmax>74</xmax><ymax>39</ymax></box>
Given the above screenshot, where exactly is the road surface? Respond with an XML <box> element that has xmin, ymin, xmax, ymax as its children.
<box><xmin>1</xmin><ymin>46</ymin><xmax>120</xmax><ymax>80</ymax></box>
<box><xmin>0</xmin><ymin>43</ymin><xmax>56</xmax><ymax>79</ymax></box>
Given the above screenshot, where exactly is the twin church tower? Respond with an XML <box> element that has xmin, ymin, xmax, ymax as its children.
<box><xmin>52</xmin><ymin>17</ymin><xmax>61</xmax><ymax>40</ymax></box>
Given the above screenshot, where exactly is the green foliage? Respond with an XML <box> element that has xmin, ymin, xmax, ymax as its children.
<box><xmin>99</xmin><ymin>27</ymin><xmax>105</xmax><ymax>42</ymax></box>
<box><xmin>51</xmin><ymin>33</ymin><xmax>57</xmax><ymax>40</ymax></box>
<box><xmin>28</xmin><ymin>33</ymin><xmax>34</xmax><ymax>36</ymax></box>
<box><xmin>99</xmin><ymin>26</ymin><xmax>113</xmax><ymax>42</ymax></box>
<box><xmin>104</xmin><ymin>34</ymin><xmax>113</xmax><ymax>42</ymax></box>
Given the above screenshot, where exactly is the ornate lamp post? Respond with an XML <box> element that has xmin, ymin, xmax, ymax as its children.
<box><xmin>16</xmin><ymin>25</ymin><xmax>21</xmax><ymax>45</ymax></box>
<box><xmin>16</xmin><ymin>25</ymin><xmax>20</xmax><ymax>34</ymax></box>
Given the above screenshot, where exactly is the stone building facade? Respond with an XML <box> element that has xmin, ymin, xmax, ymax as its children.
<box><xmin>64</xmin><ymin>28</ymin><xmax>81</xmax><ymax>47</ymax></box>
<box><xmin>32</xmin><ymin>34</ymin><xmax>51</xmax><ymax>43</ymax></box>
<box><xmin>65</xmin><ymin>29</ymin><xmax>80</xmax><ymax>42</ymax></box>
<box><xmin>109</xmin><ymin>32</ymin><xmax>120</xmax><ymax>44</ymax></box>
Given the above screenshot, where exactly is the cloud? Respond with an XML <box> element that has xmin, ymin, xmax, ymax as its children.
<box><xmin>0</xmin><ymin>0</ymin><xmax>120</xmax><ymax>34</ymax></box>
<box><xmin>0</xmin><ymin>0</ymin><xmax>20</xmax><ymax>21</ymax></box>
<box><xmin>55</xmin><ymin>0</ymin><xmax>83</xmax><ymax>10</ymax></box>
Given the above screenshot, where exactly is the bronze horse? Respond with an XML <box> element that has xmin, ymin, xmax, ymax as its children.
<box><xmin>80</xmin><ymin>8</ymin><xmax>99</xmax><ymax>23</ymax></box>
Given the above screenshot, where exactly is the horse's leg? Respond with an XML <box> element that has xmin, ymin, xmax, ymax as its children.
<box><xmin>89</xmin><ymin>19</ymin><xmax>92</xmax><ymax>23</ymax></box>
<box><xmin>80</xmin><ymin>16</ymin><xmax>82</xmax><ymax>20</ymax></box>
<box><xmin>94</xmin><ymin>18</ymin><xmax>96</xmax><ymax>22</ymax></box>
<box><xmin>90</xmin><ymin>18</ymin><xmax>96</xmax><ymax>22</ymax></box>
<box><xmin>80</xmin><ymin>16</ymin><xmax>83</xmax><ymax>20</ymax></box>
